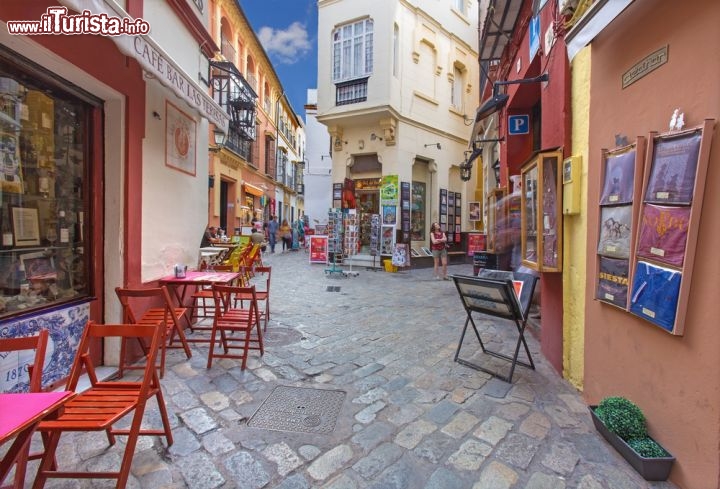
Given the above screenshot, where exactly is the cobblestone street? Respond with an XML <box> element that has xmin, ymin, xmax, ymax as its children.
<box><xmin>36</xmin><ymin>251</ymin><xmax>678</xmax><ymax>489</ymax></box>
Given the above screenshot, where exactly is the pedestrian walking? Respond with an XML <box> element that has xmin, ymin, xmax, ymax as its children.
<box><xmin>267</xmin><ymin>215</ymin><xmax>279</xmax><ymax>253</ymax></box>
<box><xmin>279</xmin><ymin>219</ymin><xmax>292</xmax><ymax>252</ymax></box>
<box><xmin>430</xmin><ymin>222</ymin><xmax>449</xmax><ymax>280</ymax></box>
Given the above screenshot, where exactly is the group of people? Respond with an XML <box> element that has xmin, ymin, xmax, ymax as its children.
<box><xmin>202</xmin><ymin>215</ymin><xmax>307</xmax><ymax>255</ymax></box>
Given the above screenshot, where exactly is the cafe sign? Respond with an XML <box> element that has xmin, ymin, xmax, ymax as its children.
<box><xmin>622</xmin><ymin>45</ymin><xmax>668</xmax><ymax>89</ymax></box>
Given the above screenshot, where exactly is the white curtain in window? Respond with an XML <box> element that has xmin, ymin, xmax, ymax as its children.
<box><xmin>332</xmin><ymin>19</ymin><xmax>374</xmax><ymax>82</ymax></box>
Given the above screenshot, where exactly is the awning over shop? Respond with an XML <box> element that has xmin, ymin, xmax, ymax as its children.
<box><xmin>565</xmin><ymin>0</ymin><xmax>635</xmax><ymax>61</ymax></box>
<box><xmin>479</xmin><ymin>0</ymin><xmax>522</xmax><ymax>63</ymax></box>
<box><xmin>59</xmin><ymin>0</ymin><xmax>230</xmax><ymax>131</ymax></box>
<box><xmin>243</xmin><ymin>183</ymin><xmax>264</xmax><ymax>196</ymax></box>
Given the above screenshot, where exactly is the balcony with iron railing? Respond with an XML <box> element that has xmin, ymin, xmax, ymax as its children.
<box><xmin>336</xmin><ymin>77</ymin><xmax>368</xmax><ymax>105</ymax></box>
<box><xmin>221</xmin><ymin>38</ymin><xmax>236</xmax><ymax>64</ymax></box>
<box><xmin>211</xmin><ymin>60</ymin><xmax>257</xmax><ymax>161</ymax></box>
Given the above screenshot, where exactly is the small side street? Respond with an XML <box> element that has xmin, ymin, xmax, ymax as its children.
<box><xmin>33</xmin><ymin>252</ymin><xmax>677</xmax><ymax>489</ymax></box>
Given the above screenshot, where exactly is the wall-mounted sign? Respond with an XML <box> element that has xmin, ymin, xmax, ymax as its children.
<box><xmin>508</xmin><ymin>115</ymin><xmax>529</xmax><ymax>135</ymax></box>
<box><xmin>622</xmin><ymin>46</ymin><xmax>669</xmax><ymax>89</ymax></box>
<box><xmin>529</xmin><ymin>16</ymin><xmax>540</xmax><ymax>59</ymax></box>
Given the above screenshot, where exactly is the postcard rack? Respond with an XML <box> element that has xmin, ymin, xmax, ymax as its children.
<box><xmin>324</xmin><ymin>208</ymin><xmax>344</xmax><ymax>276</ymax></box>
<box><xmin>452</xmin><ymin>271</ymin><xmax>538</xmax><ymax>383</ymax></box>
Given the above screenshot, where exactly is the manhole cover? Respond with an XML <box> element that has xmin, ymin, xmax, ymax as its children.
<box><xmin>326</xmin><ymin>286</ymin><xmax>341</xmax><ymax>292</ymax></box>
<box><xmin>247</xmin><ymin>386</ymin><xmax>346</xmax><ymax>434</ymax></box>
<box><xmin>263</xmin><ymin>328</ymin><xmax>303</xmax><ymax>346</ymax></box>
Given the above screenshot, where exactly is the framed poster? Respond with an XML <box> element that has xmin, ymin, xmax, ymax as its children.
<box><xmin>636</xmin><ymin>204</ymin><xmax>690</xmax><ymax>267</ymax></box>
<box><xmin>468</xmin><ymin>202</ymin><xmax>481</xmax><ymax>222</ymax></box>
<box><xmin>309</xmin><ymin>235</ymin><xmax>329</xmax><ymax>264</ymax></box>
<box><xmin>380</xmin><ymin>225</ymin><xmax>395</xmax><ymax>255</ymax></box>
<box><xmin>21</xmin><ymin>251</ymin><xmax>56</xmax><ymax>280</ymax></box>
<box><xmin>12</xmin><ymin>207</ymin><xmax>40</xmax><ymax>246</ymax></box>
<box><xmin>467</xmin><ymin>233</ymin><xmax>486</xmax><ymax>256</ymax></box>
<box><xmin>391</xmin><ymin>243</ymin><xmax>409</xmax><ymax>267</ymax></box>
<box><xmin>382</xmin><ymin>205</ymin><xmax>397</xmax><ymax>225</ymax></box>
<box><xmin>629</xmin><ymin>261</ymin><xmax>682</xmax><ymax>332</ymax></box>
<box><xmin>332</xmin><ymin>183</ymin><xmax>343</xmax><ymax>209</ymax></box>
<box><xmin>600</xmin><ymin>148</ymin><xmax>636</xmax><ymax>205</ymax></box>
<box><xmin>596</xmin><ymin>256</ymin><xmax>629</xmax><ymax>308</ymax></box>
<box><xmin>165</xmin><ymin>101</ymin><xmax>197</xmax><ymax>176</ymax></box>
<box><xmin>645</xmin><ymin>130</ymin><xmax>702</xmax><ymax>204</ymax></box>
<box><xmin>411</xmin><ymin>181</ymin><xmax>425</xmax><ymax>241</ymax></box>
<box><xmin>597</xmin><ymin>205</ymin><xmax>632</xmax><ymax>258</ymax></box>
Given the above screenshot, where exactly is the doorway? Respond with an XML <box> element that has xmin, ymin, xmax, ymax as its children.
<box><xmin>358</xmin><ymin>190</ymin><xmax>379</xmax><ymax>252</ymax></box>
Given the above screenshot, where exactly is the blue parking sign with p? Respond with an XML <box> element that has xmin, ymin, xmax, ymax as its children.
<box><xmin>508</xmin><ymin>115</ymin><xmax>529</xmax><ymax>135</ymax></box>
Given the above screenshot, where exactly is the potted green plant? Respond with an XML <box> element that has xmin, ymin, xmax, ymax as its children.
<box><xmin>589</xmin><ymin>397</ymin><xmax>675</xmax><ymax>481</ymax></box>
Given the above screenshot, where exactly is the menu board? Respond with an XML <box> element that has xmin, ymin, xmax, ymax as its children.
<box><xmin>309</xmin><ymin>235</ymin><xmax>329</xmax><ymax>264</ymax></box>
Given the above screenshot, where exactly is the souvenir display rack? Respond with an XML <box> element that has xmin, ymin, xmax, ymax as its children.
<box><xmin>447</xmin><ymin>191</ymin><xmax>456</xmax><ymax>244</ymax></box>
<box><xmin>520</xmin><ymin>150</ymin><xmax>563</xmax><ymax>272</ymax></box>
<box><xmin>324</xmin><ymin>208</ymin><xmax>344</xmax><ymax>275</ymax></box>
<box><xmin>595</xmin><ymin>138</ymin><xmax>646</xmax><ymax>310</ymax></box>
<box><xmin>342</xmin><ymin>209</ymin><xmax>359</xmax><ymax>277</ymax></box>
<box><xmin>454</xmin><ymin>192</ymin><xmax>462</xmax><ymax>243</ymax></box>
<box><xmin>628</xmin><ymin>120</ymin><xmax>715</xmax><ymax>335</ymax></box>
<box><xmin>367</xmin><ymin>213</ymin><xmax>381</xmax><ymax>270</ymax></box>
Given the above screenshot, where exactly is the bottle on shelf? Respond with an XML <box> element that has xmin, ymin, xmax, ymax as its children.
<box><xmin>58</xmin><ymin>210</ymin><xmax>70</xmax><ymax>244</ymax></box>
<box><xmin>2</xmin><ymin>206</ymin><xmax>14</xmax><ymax>249</ymax></box>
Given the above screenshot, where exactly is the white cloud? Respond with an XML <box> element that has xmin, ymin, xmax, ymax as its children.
<box><xmin>257</xmin><ymin>22</ymin><xmax>312</xmax><ymax>64</ymax></box>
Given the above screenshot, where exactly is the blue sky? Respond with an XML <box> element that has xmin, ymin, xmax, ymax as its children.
<box><xmin>240</xmin><ymin>0</ymin><xmax>318</xmax><ymax>120</ymax></box>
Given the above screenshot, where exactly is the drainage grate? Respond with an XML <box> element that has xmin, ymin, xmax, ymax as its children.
<box><xmin>325</xmin><ymin>286</ymin><xmax>341</xmax><ymax>292</ymax></box>
<box><xmin>247</xmin><ymin>386</ymin><xmax>346</xmax><ymax>434</ymax></box>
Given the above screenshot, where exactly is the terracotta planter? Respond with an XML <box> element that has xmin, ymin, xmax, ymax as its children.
<box><xmin>590</xmin><ymin>406</ymin><xmax>675</xmax><ymax>481</ymax></box>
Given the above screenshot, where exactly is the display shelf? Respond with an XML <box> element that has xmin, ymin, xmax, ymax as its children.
<box><xmin>486</xmin><ymin>187</ymin><xmax>507</xmax><ymax>253</ymax></box>
<box><xmin>628</xmin><ymin>120</ymin><xmax>715</xmax><ymax>335</ymax></box>
<box><xmin>520</xmin><ymin>150</ymin><xmax>563</xmax><ymax>272</ymax></box>
<box><xmin>595</xmin><ymin>137</ymin><xmax>646</xmax><ymax>310</ymax></box>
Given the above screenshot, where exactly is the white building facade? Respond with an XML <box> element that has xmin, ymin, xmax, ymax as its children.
<box><xmin>317</xmin><ymin>0</ymin><xmax>479</xmax><ymax>256</ymax></box>
<box><xmin>303</xmin><ymin>89</ymin><xmax>332</xmax><ymax>226</ymax></box>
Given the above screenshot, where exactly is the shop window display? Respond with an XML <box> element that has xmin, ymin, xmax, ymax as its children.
<box><xmin>0</xmin><ymin>57</ymin><xmax>92</xmax><ymax>319</ymax></box>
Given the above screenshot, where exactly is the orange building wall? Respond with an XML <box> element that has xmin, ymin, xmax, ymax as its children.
<box><xmin>583</xmin><ymin>1</ymin><xmax>720</xmax><ymax>488</ymax></box>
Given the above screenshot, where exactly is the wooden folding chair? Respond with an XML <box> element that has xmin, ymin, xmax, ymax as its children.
<box><xmin>188</xmin><ymin>264</ymin><xmax>243</xmax><ymax>324</ymax></box>
<box><xmin>207</xmin><ymin>284</ymin><xmax>264</xmax><ymax>370</ymax></box>
<box><xmin>235</xmin><ymin>266</ymin><xmax>271</xmax><ymax>331</ymax></box>
<box><xmin>33</xmin><ymin>321</ymin><xmax>173</xmax><ymax>489</ymax></box>
<box><xmin>0</xmin><ymin>330</ymin><xmax>48</xmax><ymax>489</ymax></box>
<box><xmin>115</xmin><ymin>286</ymin><xmax>191</xmax><ymax>378</ymax></box>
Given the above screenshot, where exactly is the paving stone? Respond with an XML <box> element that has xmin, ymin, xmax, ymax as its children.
<box><xmin>201</xmin><ymin>431</ymin><xmax>235</xmax><ymax>456</ymax></box>
<box><xmin>424</xmin><ymin>399</ymin><xmax>459</xmax><ymax>424</ymax></box>
<box><xmin>167</xmin><ymin>427</ymin><xmax>201</xmax><ymax>457</ymax></box>
<box><xmin>353</xmin><ymin>362</ymin><xmax>384</xmax><ymax>378</ymax></box>
<box><xmin>223</xmin><ymin>451</ymin><xmax>270</xmax><ymax>489</ymax></box>
<box><xmin>137</xmin><ymin>465</ymin><xmax>174</xmax><ymax>488</ymax></box>
<box><xmin>367</xmin><ymin>457</ymin><xmax>415</xmax><ymax>489</ymax></box>
<box><xmin>254</xmin><ymin>367</ymin><xmax>279</xmax><ymax>381</ymax></box>
<box><xmin>473</xmin><ymin>415</ymin><xmax>513</xmax><ymax>445</ymax></box>
<box><xmin>559</xmin><ymin>393</ymin><xmax>589</xmax><ymax>414</ymax></box>
<box><xmin>299</xmin><ymin>445</ymin><xmax>322</xmax><ymax>461</ymax></box>
<box><xmin>229</xmin><ymin>389</ymin><xmax>254</xmax><ymax>405</ymax></box>
<box><xmin>273</xmin><ymin>473</ymin><xmax>312</xmax><ymax>489</ymax></box>
<box><xmin>447</xmin><ymin>439</ymin><xmax>492</xmax><ymax>471</ymax></box>
<box><xmin>185</xmin><ymin>376</ymin><xmax>215</xmax><ymax>394</ymax></box>
<box><xmin>179</xmin><ymin>407</ymin><xmax>217</xmax><ymax>435</ymax></box>
<box><xmin>450</xmin><ymin>387</ymin><xmax>475</xmax><ymax>403</ymax></box>
<box><xmin>178</xmin><ymin>452</ymin><xmax>225</xmax><ymax>489</ymax></box>
<box><xmin>495</xmin><ymin>433</ymin><xmax>540</xmax><ymax>469</ymax></box>
<box><xmin>321</xmin><ymin>473</ymin><xmax>358</xmax><ymax>489</ymax></box>
<box><xmin>354</xmin><ymin>374</ymin><xmax>388</xmax><ymax>391</ymax></box>
<box><xmin>542</xmin><ymin>441</ymin><xmax>580</xmax><ymax>475</ymax></box>
<box><xmin>526</xmin><ymin>472</ymin><xmax>566</xmax><ymax>489</ymax></box>
<box><xmin>313</xmin><ymin>372</ymin><xmax>335</xmax><ymax>383</ymax></box>
<box><xmin>384</xmin><ymin>376</ymin><xmax>411</xmax><ymax>391</ymax></box>
<box><xmin>519</xmin><ymin>411</ymin><xmax>551</xmax><ymax>439</ymax></box>
<box><xmin>545</xmin><ymin>404</ymin><xmax>582</xmax><ymax>428</ymax></box>
<box><xmin>219</xmin><ymin>408</ymin><xmax>242</xmax><ymax>422</ymax></box>
<box><xmin>351</xmin><ymin>421</ymin><xmax>395</xmax><ymax>452</ymax></box>
<box><xmin>387</xmin><ymin>404</ymin><xmax>424</xmax><ymax>426</ymax></box>
<box><xmin>199</xmin><ymin>391</ymin><xmax>230</xmax><ymax>411</ymax></box>
<box><xmin>352</xmin><ymin>442</ymin><xmax>404</xmax><ymax>479</ymax></box>
<box><xmin>577</xmin><ymin>474</ymin><xmax>606</xmax><ymax>489</ymax></box>
<box><xmin>484</xmin><ymin>378</ymin><xmax>513</xmax><ymax>398</ymax></box>
<box><xmin>412</xmin><ymin>432</ymin><xmax>455</xmax><ymax>464</ymax></box>
<box><xmin>394</xmin><ymin>419</ymin><xmax>437</xmax><ymax>449</ymax></box>
<box><xmin>388</xmin><ymin>386</ymin><xmax>421</xmax><ymax>404</ymax></box>
<box><xmin>355</xmin><ymin>400</ymin><xmax>387</xmax><ymax>423</ymax></box>
<box><xmin>169</xmin><ymin>390</ymin><xmax>200</xmax><ymax>412</ymax></box>
<box><xmin>415</xmin><ymin>389</ymin><xmax>449</xmax><ymax>404</ymax></box>
<box><xmin>424</xmin><ymin>467</ymin><xmax>466</xmax><ymax>489</ymax></box>
<box><xmin>275</xmin><ymin>365</ymin><xmax>306</xmax><ymax>381</ymax></box>
<box><xmin>307</xmin><ymin>445</ymin><xmax>354</xmax><ymax>481</ymax></box>
<box><xmin>209</xmin><ymin>373</ymin><xmax>240</xmax><ymax>393</ymax></box>
<box><xmin>304</xmin><ymin>362</ymin><xmax>336</xmax><ymax>376</ymax></box>
<box><xmin>496</xmin><ymin>401</ymin><xmax>531</xmax><ymax>421</ymax></box>
<box><xmin>263</xmin><ymin>441</ymin><xmax>303</xmax><ymax>476</ymax></box>
<box><xmin>441</xmin><ymin>411</ymin><xmax>480</xmax><ymax>439</ymax></box>
<box><xmin>509</xmin><ymin>384</ymin><xmax>535</xmax><ymax>402</ymax></box>
<box><xmin>472</xmin><ymin>461</ymin><xmax>519</xmax><ymax>489</ymax></box>
<box><xmin>352</xmin><ymin>387</ymin><xmax>387</xmax><ymax>404</ymax></box>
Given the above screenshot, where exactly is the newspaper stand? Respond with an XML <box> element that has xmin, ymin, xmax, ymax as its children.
<box><xmin>452</xmin><ymin>270</ymin><xmax>538</xmax><ymax>383</ymax></box>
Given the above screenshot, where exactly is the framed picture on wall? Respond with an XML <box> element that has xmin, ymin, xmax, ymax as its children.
<box><xmin>468</xmin><ymin>202</ymin><xmax>481</xmax><ymax>222</ymax></box>
<box><xmin>165</xmin><ymin>101</ymin><xmax>197</xmax><ymax>176</ymax></box>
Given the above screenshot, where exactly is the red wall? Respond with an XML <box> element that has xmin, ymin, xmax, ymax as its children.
<box><xmin>584</xmin><ymin>1</ymin><xmax>720</xmax><ymax>487</ymax></box>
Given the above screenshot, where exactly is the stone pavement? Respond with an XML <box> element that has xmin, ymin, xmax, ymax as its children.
<box><xmin>32</xmin><ymin>250</ymin><xmax>679</xmax><ymax>489</ymax></box>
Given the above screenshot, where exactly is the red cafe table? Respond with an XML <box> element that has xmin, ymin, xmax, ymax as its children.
<box><xmin>0</xmin><ymin>391</ymin><xmax>74</xmax><ymax>488</ymax></box>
